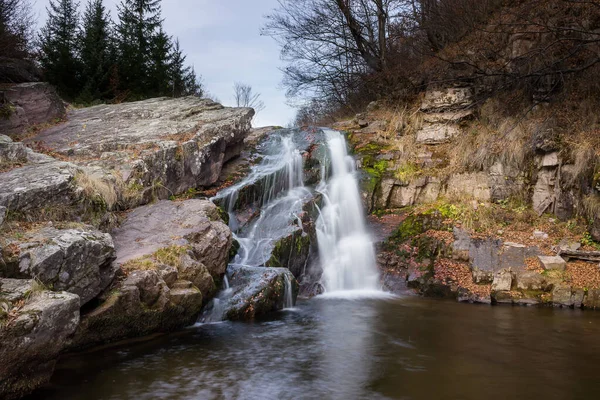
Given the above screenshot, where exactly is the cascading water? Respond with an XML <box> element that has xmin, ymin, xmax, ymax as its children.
<box><xmin>316</xmin><ymin>129</ymin><xmax>380</xmax><ymax>293</ymax></box>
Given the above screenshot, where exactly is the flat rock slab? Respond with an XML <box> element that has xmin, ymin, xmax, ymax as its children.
<box><xmin>0</xmin><ymin>158</ymin><xmax>79</xmax><ymax>213</ymax></box>
<box><xmin>538</xmin><ymin>255</ymin><xmax>566</xmax><ymax>271</ymax></box>
<box><xmin>26</xmin><ymin>97</ymin><xmax>254</xmax><ymax>201</ymax></box>
<box><xmin>1</xmin><ymin>225</ymin><xmax>116</xmax><ymax>305</ymax></box>
<box><xmin>112</xmin><ymin>199</ymin><xmax>231</xmax><ymax>277</ymax></box>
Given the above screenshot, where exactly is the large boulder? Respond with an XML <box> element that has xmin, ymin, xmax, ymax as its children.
<box><xmin>70</xmin><ymin>199</ymin><xmax>232</xmax><ymax>349</ymax></box>
<box><xmin>212</xmin><ymin>265</ymin><xmax>299</xmax><ymax>321</ymax></box>
<box><xmin>0</xmin><ymin>57</ymin><xmax>42</xmax><ymax>83</ymax></box>
<box><xmin>68</xmin><ymin>270</ymin><xmax>202</xmax><ymax>350</ymax></box>
<box><xmin>420</xmin><ymin>87</ymin><xmax>473</xmax><ymax>112</ymax></box>
<box><xmin>0</xmin><ymin>82</ymin><xmax>65</xmax><ymax>137</ymax></box>
<box><xmin>0</xmin><ymin>225</ymin><xmax>116</xmax><ymax>305</ymax></box>
<box><xmin>26</xmin><ymin>97</ymin><xmax>254</xmax><ymax>207</ymax></box>
<box><xmin>0</xmin><ymin>278</ymin><xmax>80</xmax><ymax>400</ymax></box>
<box><xmin>266</xmin><ymin>227</ymin><xmax>311</xmax><ymax>278</ymax></box>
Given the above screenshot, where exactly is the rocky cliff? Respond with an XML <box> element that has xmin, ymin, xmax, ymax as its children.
<box><xmin>0</xmin><ymin>86</ymin><xmax>266</xmax><ymax>399</ymax></box>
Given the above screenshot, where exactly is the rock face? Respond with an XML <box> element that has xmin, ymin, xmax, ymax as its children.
<box><xmin>0</xmin><ymin>226</ymin><xmax>116</xmax><ymax>305</ymax></box>
<box><xmin>0</xmin><ymin>279</ymin><xmax>80</xmax><ymax>400</ymax></box>
<box><xmin>26</xmin><ymin>97</ymin><xmax>254</xmax><ymax>208</ymax></box>
<box><xmin>0</xmin><ymin>57</ymin><xmax>42</xmax><ymax>83</ymax></box>
<box><xmin>219</xmin><ymin>265</ymin><xmax>298</xmax><ymax>321</ymax></box>
<box><xmin>69</xmin><ymin>199</ymin><xmax>232</xmax><ymax>349</ymax></box>
<box><xmin>0</xmin><ymin>82</ymin><xmax>65</xmax><ymax>137</ymax></box>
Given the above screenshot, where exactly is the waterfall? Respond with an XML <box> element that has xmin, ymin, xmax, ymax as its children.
<box><xmin>283</xmin><ymin>273</ymin><xmax>294</xmax><ymax>309</ymax></box>
<box><xmin>316</xmin><ymin>129</ymin><xmax>380</xmax><ymax>293</ymax></box>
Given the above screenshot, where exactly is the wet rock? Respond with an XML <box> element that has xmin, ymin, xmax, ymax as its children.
<box><xmin>266</xmin><ymin>227</ymin><xmax>311</xmax><ymax>278</ymax></box>
<box><xmin>491</xmin><ymin>269</ymin><xmax>513</xmax><ymax>292</ymax></box>
<box><xmin>69</xmin><ymin>270</ymin><xmax>202</xmax><ymax>350</ymax></box>
<box><xmin>538</xmin><ymin>255</ymin><xmax>566</xmax><ymax>271</ymax></box>
<box><xmin>0</xmin><ymin>83</ymin><xmax>65</xmax><ymax>138</ymax></box>
<box><xmin>457</xmin><ymin>288</ymin><xmax>492</xmax><ymax>304</ymax></box>
<box><xmin>584</xmin><ymin>289</ymin><xmax>600</xmax><ymax>309</ymax></box>
<box><xmin>26</xmin><ymin>97</ymin><xmax>254</xmax><ymax>207</ymax></box>
<box><xmin>221</xmin><ymin>265</ymin><xmax>298</xmax><ymax>320</ymax></box>
<box><xmin>0</xmin><ymin>278</ymin><xmax>79</xmax><ymax>400</ymax></box>
<box><xmin>552</xmin><ymin>285</ymin><xmax>584</xmax><ymax>308</ymax></box>
<box><xmin>1</xmin><ymin>226</ymin><xmax>116</xmax><ymax>305</ymax></box>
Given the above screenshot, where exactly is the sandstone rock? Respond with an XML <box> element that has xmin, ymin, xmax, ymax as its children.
<box><xmin>112</xmin><ymin>199</ymin><xmax>232</xmax><ymax>281</ymax></box>
<box><xmin>584</xmin><ymin>289</ymin><xmax>600</xmax><ymax>309</ymax></box>
<box><xmin>0</xmin><ymin>278</ymin><xmax>79</xmax><ymax>400</ymax></box>
<box><xmin>26</xmin><ymin>97</ymin><xmax>254</xmax><ymax>207</ymax></box>
<box><xmin>538</xmin><ymin>255</ymin><xmax>566</xmax><ymax>271</ymax></box>
<box><xmin>69</xmin><ymin>270</ymin><xmax>202</xmax><ymax>350</ymax></box>
<box><xmin>0</xmin><ymin>158</ymin><xmax>80</xmax><ymax>214</ymax></box>
<box><xmin>420</xmin><ymin>87</ymin><xmax>473</xmax><ymax>112</ymax></box>
<box><xmin>540</xmin><ymin>152</ymin><xmax>559</xmax><ymax>167</ymax></box>
<box><xmin>445</xmin><ymin>173</ymin><xmax>491</xmax><ymax>202</ymax></box>
<box><xmin>1</xmin><ymin>226</ymin><xmax>116</xmax><ymax>305</ymax></box>
<box><xmin>416</xmin><ymin>123</ymin><xmax>460</xmax><ymax>144</ymax></box>
<box><xmin>0</xmin><ymin>82</ymin><xmax>65</xmax><ymax>137</ymax></box>
<box><xmin>515</xmin><ymin>271</ymin><xmax>545</xmax><ymax>291</ymax></box>
<box><xmin>491</xmin><ymin>269</ymin><xmax>513</xmax><ymax>292</ymax></box>
<box><xmin>218</xmin><ymin>265</ymin><xmax>298</xmax><ymax>321</ymax></box>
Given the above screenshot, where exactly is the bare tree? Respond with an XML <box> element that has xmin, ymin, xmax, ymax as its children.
<box><xmin>233</xmin><ymin>82</ymin><xmax>266</xmax><ymax>114</ymax></box>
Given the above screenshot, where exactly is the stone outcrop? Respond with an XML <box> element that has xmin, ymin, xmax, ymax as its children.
<box><xmin>69</xmin><ymin>199</ymin><xmax>232</xmax><ymax>349</ymax></box>
<box><xmin>0</xmin><ymin>279</ymin><xmax>80</xmax><ymax>400</ymax></box>
<box><xmin>0</xmin><ymin>58</ymin><xmax>42</xmax><ymax>83</ymax></box>
<box><xmin>0</xmin><ymin>82</ymin><xmax>66</xmax><ymax>137</ymax></box>
<box><xmin>25</xmin><ymin>97</ymin><xmax>254</xmax><ymax>208</ymax></box>
<box><xmin>416</xmin><ymin>87</ymin><xmax>473</xmax><ymax>145</ymax></box>
<box><xmin>218</xmin><ymin>265</ymin><xmax>298</xmax><ymax>321</ymax></box>
<box><xmin>0</xmin><ymin>225</ymin><xmax>116</xmax><ymax>305</ymax></box>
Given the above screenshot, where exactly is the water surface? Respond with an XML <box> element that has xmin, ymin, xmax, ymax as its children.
<box><xmin>31</xmin><ymin>296</ymin><xmax>600</xmax><ymax>400</ymax></box>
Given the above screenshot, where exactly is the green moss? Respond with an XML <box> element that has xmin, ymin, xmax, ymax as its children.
<box><xmin>154</xmin><ymin>245</ymin><xmax>190</xmax><ymax>267</ymax></box>
<box><xmin>229</xmin><ymin>238</ymin><xmax>240</xmax><ymax>261</ymax></box>
<box><xmin>394</xmin><ymin>161</ymin><xmax>420</xmax><ymax>182</ymax></box>
<box><xmin>216</xmin><ymin>206</ymin><xmax>230</xmax><ymax>225</ymax></box>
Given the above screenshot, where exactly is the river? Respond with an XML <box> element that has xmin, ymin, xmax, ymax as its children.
<box><xmin>30</xmin><ymin>295</ymin><xmax>600</xmax><ymax>400</ymax></box>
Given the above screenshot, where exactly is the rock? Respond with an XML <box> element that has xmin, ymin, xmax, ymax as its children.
<box><xmin>415</xmin><ymin>123</ymin><xmax>460</xmax><ymax>144</ymax></box>
<box><xmin>0</xmin><ymin>158</ymin><xmax>80</xmax><ymax>214</ymax></box>
<box><xmin>540</xmin><ymin>152</ymin><xmax>559</xmax><ymax>167</ymax></box>
<box><xmin>69</xmin><ymin>270</ymin><xmax>202</xmax><ymax>350</ymax></box>
<box><xmin>553</xmin><ymin>285</ymin><xmax>584</xmax><ymax>308</ymax></box>
<box><xmin>26</xmin><ymin>97</ymin><xmax>254</xmax><ymax>207</ymax></box>
<box><xmin>358</xmin><ymin>120</ymin><xmax>387</xmax><ymax>134</ymax></box>
<box><xmin>491</xmin><ymin>269</ymin><xmax>513</xmax><ymax>292</ymax></box>
<box><xmin>533</xmin><ymin>230</ymin><xmax>549</xmax><ymax>240</ymax></box>
<box><xmin>499</xmin><ymin>242</ymin><xmax>540</xmax><ymax>271</ymax></box>
<box><xmin>0</xmin><ymin>57</ymin><xmax>42</xmax><ymax>83</ymax></box>
<box><xmin>515</xmin><ymin>271</ymin><xmax>545</xmax><ymax>291</ymax></box>
<box><xmin>0</xmin><ymin>82</ymin><xmax>65</xmax><ymax>138</ymax></box>
<box><xmin>420</xmin><ymin>87</ymin><xmax>473</xmax><ymax>112</ymax></box>
<box><xmin>266</xmin><ymin>227</ymin><xmax>311</xmax><ymax>278</ymax></box>
<box><xmin>532</xmin><ymin>169</ymin><xmax>557</xmax><ymax>215</ymax></box>
<box><xmin>0</xmin><ymin>278</ymin><xmax>79</xmax><ymax>400</ymax></box>
<box><xmin>445</xmin><ymin>173</ymin><xmax>491</xmax><ymax>202</ymax></box>
<box><xmin>357</xmin><ymin>119</ymin><xmax>369</xmax><ymax>128</ymax></box>
<box><xmin>584</xmin><ymin>289</ymin><xmax>600</xmax><ymax>309</ymax></box>
<box><xmin>0</xmin><ymin>206</ymin><xmax>5</xmax><ymax>227</ymax></box>
<box><xmin>1</xmin><ymin>226</ymin><xmax>116</xmax><ymax>305</ymax></box>
<box><xmin>538</xmin><ymin>255</ymin><xmax>566</xmax><ymax>271</ymax></box>
<box><xmin>0</xmin><ymin>134</ymin><xmax>28</xmax><ymax>163</ymax></box>
<box><xmin>219</xmin><ymin>265</ymin><xmax>298</xmax><ymax>321</ymax></box>
<box><xmin>384</xmin><ymin>177</ymin><xmax>442</xmax><ymax>209</ymax></box>
<box><xmin>112</xmin><ymin>199</ymin><xmax>232</xmax><ymax>282</ymax></box>
<box><xmin>457</xmin><ymin>288</ymin><xmax>492</xmax><ymax>304</ymax></box>
<box><xmin>591</xmin><ymin>215</ymin><xmax>600</xmax><ymax>243</ymax></box>
<box><xmin>422</xmin><ymin>109</ymin><xmax>473</xmax><ymax>123</ymax></box>
<box><xmin>558</xmin><ymin>238</ymin><xmax>581</xmax><ymax>252</ymax></box>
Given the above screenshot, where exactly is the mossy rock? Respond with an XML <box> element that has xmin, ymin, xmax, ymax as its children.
<box><xmin>266</xmin><ymin>229</ymin><xmax>311</xmax><ymax>277</ymax></box>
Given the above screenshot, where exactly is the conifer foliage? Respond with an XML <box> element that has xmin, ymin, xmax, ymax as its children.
<box><xmin>38</xmin><ymin>0</ymin><xmax>202</xmax><ymax>103</ymax></box>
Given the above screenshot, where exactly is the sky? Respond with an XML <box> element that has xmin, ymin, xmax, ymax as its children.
<box><xmin>31</xmin><ymin>0</ymin><xmax>296</xmax><ymax>127</ymax></box>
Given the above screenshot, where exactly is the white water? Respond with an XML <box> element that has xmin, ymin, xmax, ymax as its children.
<box><xmin>316</xmin><ymin>129</ymin><xmax>380</xmax><ymax>293</ymax></box>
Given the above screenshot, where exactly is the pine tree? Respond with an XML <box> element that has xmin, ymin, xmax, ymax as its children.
<box><xmin>148</xmin><ymin>27</ymin><xmax>171</xmax><ymax>97</ymax></box>
<box><xmin>184</xmin><ymin>66</ymin><xmax>203</xmax><ymax>97</ymax></box>
<box><xmin>115</xmin><ymin>0</ymin><xmax>162</xmax><ymax>98</ymax></box>
<box><xmin>39</xmin><ymin>0</ymin><xmax>82</xmax><ymax>99</ymax></box>
<box><xmin>79</xmin><ymin>0</ymin><xmax>113</xmax><ymax>102</ymax></box>
<box><xmin>170</xmin><ymin>38</ymin><xmax>189</xmax><ymax>97</ymax></box>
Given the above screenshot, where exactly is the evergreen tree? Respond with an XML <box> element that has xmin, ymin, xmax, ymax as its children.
<box><xmin>39</xmin><ymin>0</ymin><xmax>82</xmax><ymax>99</ymax></box>
<box><xmin>184</xmin><ymin>66</ymin><xmax>203</xmax><ymax>97</ymax></box>
<box><xmin>170</xmin><ymin>38</ymin><xmax>189</xmax><ymax>97</ymax></box>
<box><xmin>79</xmin><ymin>0</ymin><xmax>113</xmax><ymax>102</ymax></box>
<box><xmin>115</xmin><ymin>0</ymin><xmax>162</xmax><ymax>98</ymax></box>
<box><xmin>148</xmin><ymin>27</ymin><xmax>171</xmax><ymax>97</ymax></box>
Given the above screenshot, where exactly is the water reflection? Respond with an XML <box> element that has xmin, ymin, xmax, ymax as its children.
<box><xmin>29</xmin><ymin>297</ymin><xmax>600</xmax><ymax>400</ymax></box>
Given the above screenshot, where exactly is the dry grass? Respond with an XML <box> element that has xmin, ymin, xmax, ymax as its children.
<box><xmin>583</xmin><ymin>194</ymin><xmax>600</xmax><ymax>222</ymax></box>
<box><xmin>74</xmin><ymin>171</ymin><xmax>118</xmax><ymax>210</ymax></box>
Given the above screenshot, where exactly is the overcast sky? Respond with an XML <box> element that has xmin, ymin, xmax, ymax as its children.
<box><xmin>31</xmin><ymin>0</ymin><xmax>295</xmax><ymax>127</ymax></box>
